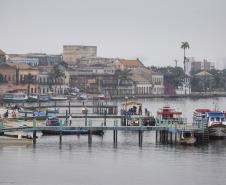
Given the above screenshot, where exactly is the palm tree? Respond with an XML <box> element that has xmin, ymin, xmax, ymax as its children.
<box><xmin>181</xmin><ymin>42</ymin><xmax>190</xmax><ymax>73</ymax></box>
<box><xmin>49</xmin><ymin>66</ymin><xmax>65</xmax><ymax>94</ymax></box>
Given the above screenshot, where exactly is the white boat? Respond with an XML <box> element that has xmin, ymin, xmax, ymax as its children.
<box><xmin>78</xmin><ymin>93</ymin><xmax>88</xmax><ymax>100</ymax></box>
<box><xmin>38</xmin><ymin>95</ymin><xmax>51</xmax><ymax>102</ymax></box>
<box><xmin>2</xmin><ymin>93</ymin><xmax>28</xmax><ymax>102</ymax></box>
<box><xmin>207</xmin><ymin>112</ymin><xmax>226</xmax><ymax>138</ymax></box>
<box><xmin>193</xmin><ymin>109</ymin><xmax>226</xmax><ymax>138</ymax></box>
<box><xmin>50</xmin><ymin>96</ymin><xmax>68</xmax><ymax>101</ymax></box>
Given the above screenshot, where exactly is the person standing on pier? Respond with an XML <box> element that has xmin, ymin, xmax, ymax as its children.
<box><xmin>69</xmin><ymin>115</ymin><xmax>72</xmax><ymax>126</ymax></box>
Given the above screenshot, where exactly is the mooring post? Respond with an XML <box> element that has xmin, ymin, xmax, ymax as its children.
<box><xmin>85</xmin><ymin>112</ymin><xmax>88</xmax><ymax>126</ymax></box>
<box><xmin>113</xmin><ymin>120</ymin><xmax>118</xmax><ymax>146</ymax></box>
<box><xmin>68</xmin><ymin>101</ymin><xmax>71</xmax><ymax>115</ymax></box>
<box><xmin>104</xmin><ymin>109</ymin><xmax>107</xmax><ymax>126</ymax></box>
<box><xmin>138</xmin><ymin>130</ymin><xmax>143</xmax><ymax>147</ymax></box>
<box><xmin>66</xmin><ymin>109</ymin><xmax>68</xmax><ymax>126</ymax></box>
<box><xmin>156</xmin><ymin>130</ymin><xmax>158</xmax><ymax>141</ymax></box>
<box><xmin>58</xmin><ymin>119</ymin><xmax>62</xmax><ymax>144</ymax></box>
<box><xmin>170</xmin><ymin>132</ymin><xmax>173</xmax><ymax>144</ymax></box>
<box><xmin>59</xmin><ymin>130</ymin><xmax>62</xmax><ymax>144</ymax></box>
<box><xmin>88</xmin><ymin>120</ymin><xmax>92</xmax><ymax>146</ymax></box>
<box><xmin>33</xmin><ymin>130</ymin><xmax>36</xmax><ymax>145</ymax></box>
<box><xmin>88</xmin><ymin>130</ymin><xmax>92</xmax><ymax>146</ymax></box>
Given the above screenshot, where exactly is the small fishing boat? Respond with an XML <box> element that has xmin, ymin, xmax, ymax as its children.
<box><xmin>178</xmin><ymin>132</ymin><xmax>196</xmax><ymax>145</ymax></box>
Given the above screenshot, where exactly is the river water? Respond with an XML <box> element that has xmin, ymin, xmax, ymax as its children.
<box><xmin>1</xmin><ymin>97</ymin><xmax>226</xmax><ymax>185</ymax></box>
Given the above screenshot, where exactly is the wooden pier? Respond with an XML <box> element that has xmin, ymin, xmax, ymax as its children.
<box><xmin>0</xmin><ymin>122</ymin><xmax>208</xmax><ymax>146</ymax></box>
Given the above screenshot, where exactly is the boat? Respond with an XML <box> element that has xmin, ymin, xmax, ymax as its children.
<box><xmin>120</xmin><ymin>100</ymin><xmax>155</xmax><ymax>126</ymax></box>
<box><xmin>50</xmin><ymin>96</ymin><xmax>68</xmax><ymax>101</ymax></box>
<box><xmin>77</xmin><ymin>93</ymin><xmax>88</xmax><ymax>100</ymax></box>
<box><xmin>193</xmin><ymin>109</ymin><xmax>226</xmax><ymax>138</ymax></box>
<box><xmin>156</xmin><ymin>105</ymin><xmax>184</xmax><ymax>124</ymax></box>
<box><xmin>42</xmin><ymin>117</ymin><xmax>104</xmax><ymax>136</ymax></box>
<box><xmin>207</xmin><ymin>111</ymin><xmax>226</xmax><ymax>138</ymax></box>
<box><xmin>38</xmin><ymin>95</ymin><xmax>51</xmax><ymax>102</ymax></box>
<box><xmin>0</xmin><ymin>133</ymin><xmax>33</xmax><ymax>144</ymax></box>
<box><xmin>27</xmin><ymin>94</ymin><xmax>38</xmax><ymax>102</ymax></box>
<box><xmin>179</xmin><ymin>132</ymin><xmax>196</xmax><ymax>145</ymax></box>
<box><xmin>2</xmin><ymin>93</ymin><xmax>28</xmax><ymax>103</ymax></box>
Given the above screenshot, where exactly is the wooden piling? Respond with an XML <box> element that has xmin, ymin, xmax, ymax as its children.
<box><xmin>113</xmin><ymin>130</ymin><xmax>118</xmax><ymax>145</ymax></box>
<box><xmin>88</xmin><ymin>130</ymin><xmax>92</xmax><ymax>146</ymax></box>
<box><xmin>138</xmin><ymin>130</ymin><xmax>143</xmax><ymax>146</ymax></box>
<box><xmin>59</xmin><ymin>130</ymin><xmax>62</xmax><ymax>144</ymax></box>
<box><xmin>33</xmin><ymin>130</ymin><xmax>36</xmax><ymax>145</ymax></box>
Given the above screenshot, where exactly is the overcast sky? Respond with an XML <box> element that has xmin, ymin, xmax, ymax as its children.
<box><xmin>0</xmin><ymin>0</ymin><xmax>226</xmax><ymax>67</ymax></box>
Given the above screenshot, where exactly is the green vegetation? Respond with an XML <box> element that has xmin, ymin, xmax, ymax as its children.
<box><xmin>0</xmin><ymin>74</ymin><xmax>3</xmax><ymax>83</ymax></box>
<box><xmin>24</xmin><ymin>73</ymin><xmax>33</xmax><ymax>95</ymax></box>
<box><xmin>191</xmin><ymin>69</ymin><xmax>226</xmax><ymax>92</ymax></box>
<box><xmin>150</xmin><ymin>66</ymin><xmax>185</xmax><ymax>87</ymax></box>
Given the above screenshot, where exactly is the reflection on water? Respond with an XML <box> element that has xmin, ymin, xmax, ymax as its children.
<box><xmin>1</xmin><ymin>98</ymin><xmax>226</xmax><ymax>185</ymax></box>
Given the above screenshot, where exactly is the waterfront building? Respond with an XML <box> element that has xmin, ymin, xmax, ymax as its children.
<box><xmin>8</xmin><ymin>55</ymin><xmax>39</xmax><ymax>66</ymax></box>
<box><xmin>78</xmin><ymin>57</ymin><xmax>115</xmax><ymax>67</ymax></box>
<box><xmin>176</xmin><ymin>76</ymin><xmax>191</xmax><ymax>95</ymax></box>
<box><xmin>131</xmin><ymin>68</ymin><xmax>164</xmax><ymax>95</ymax></box>
<box><xmin>63</xmin><ymin>45</ymin><xmax>97</xmax><ymax>67</ymax></box>
<box><xmin>38</xmin><ymin>66</ymin><xmax>69</xmax><ymax>95</ymax></box>
<box><xmin>113</xmin><ymin>58</ymin><xmax>144</xmax><ymax>71</ymax></box>
<box><xmin>69</xmin><ymin>66</ymin><xmax>116</xmax><ymax>95</ymax></box>
<box><xmin>185</xmin><ymin>57</ymin><xmax>215</xmax><ymax>74</ymax></box>
<box><xmin>151</xmin><ymin>73</ymin><xmax>164</xmax><ymax>94</ymax></box>
<box><xmin>0</xmin><ymin>62</ymin><xmax>39</xmax><ymax>94</ymax></box>
<box><xmin>0</xmin><ymin>49</ymin><xmax>6</xmax><ymax>63</ymax></box>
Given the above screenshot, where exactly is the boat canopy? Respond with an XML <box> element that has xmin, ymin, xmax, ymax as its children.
<box><xmin>121</xmin><ymin>101</ymin><xmax>142</xmax><ymax>106</ymax></box>
<box><xmin>207</xmin><ymin>112</ymin><xmax>224</xmax><ymax>118</ymax></box>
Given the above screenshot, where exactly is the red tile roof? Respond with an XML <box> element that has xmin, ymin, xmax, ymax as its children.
<box><xmin>118</xmin><ymin>59</ymin><xmax>144</xmax><ymax>68</ymax></box>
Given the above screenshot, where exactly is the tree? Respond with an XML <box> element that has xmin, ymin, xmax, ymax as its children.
<box><xmin>49</xmin><ymin>66</ymin><xmax>65</xmax><ymax>94</ymax></box>
<box><xmin>25</xmin><ymin>73</ymin><xmax>33</xmax><ymax>96</ymax></box>
<box><xmin>181</xmin><ymin>42</ymin><xmax>190</xmax><ymax>72</ymax></box>
<box><xmin>0</xmin><ymin>73</ymin><xmax>3</xmax><ymax>83</ymax></box>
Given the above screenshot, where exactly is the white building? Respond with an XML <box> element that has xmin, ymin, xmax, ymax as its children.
<box><xmin>8</xmin><ymin>56</ymin><xmax>39</xmax><ymax>66</ymax></box>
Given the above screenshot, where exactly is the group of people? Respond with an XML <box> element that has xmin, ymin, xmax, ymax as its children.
<box><xmin>121</xmin><ymin>105</ymin><xmax>143</xmax><ymax>116</ymax></box>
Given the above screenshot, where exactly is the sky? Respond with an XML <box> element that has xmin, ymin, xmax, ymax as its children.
<box><xmin>0</xmin><ymin>0</ymin><xmax>226</xmax><ymax>67</ymax></box>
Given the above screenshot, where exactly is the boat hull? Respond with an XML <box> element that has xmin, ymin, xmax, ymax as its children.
<box><xmin>209</xmin><ymin>125</ymin><xmax>226</xmax><ymax>138</ymax></box>
<box><xmin>42</xmin><ymin>130</ymin><xmax>104</xmax><ymax>136</ymax></box>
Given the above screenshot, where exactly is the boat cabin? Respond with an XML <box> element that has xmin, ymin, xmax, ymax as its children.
<box><xmin>206</xmin><ymin>112</ymin><xmax>226</xmax><ymax>127</ymax></box>
<box><xmin>157</xmin><ymin>106</ymin><xmax>182</xmax><ymax>121</ymax></box>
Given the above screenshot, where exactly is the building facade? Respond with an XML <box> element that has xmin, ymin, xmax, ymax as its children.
<box><xmin>63</xmin><ymin>45</ymin><xmax>97</xmax><ymax>66</ymax></box>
